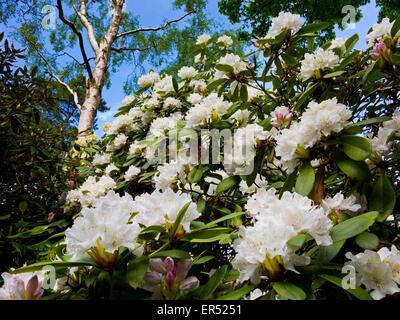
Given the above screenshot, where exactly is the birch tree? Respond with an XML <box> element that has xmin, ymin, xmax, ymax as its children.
<box><xmin>0</xmin><ymin>0</ymin><xmax>214</xmax><ymax>136</ymax></box>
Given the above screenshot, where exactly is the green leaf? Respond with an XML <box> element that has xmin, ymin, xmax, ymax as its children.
<box><xmin>340</xmin><ymin>135</ymin><xmax>372</xmax><ymax>161</ymax></box>
<box><xmin>344</xmin><ymin>34</ymin><xmax>359</xmax><ymax>53</ymax></box>
<box><xmin>194</xmin><ymin>265</ymin><xmax>228</xmax><ymax>300</ymax></box>
<box><xmin>391</xmin><ymin>53</ymin><xmax>400</xmax><ymax>65</ymax></box>
<box><xmin>172</xmin><ymin>76</ymin><xmax>179</xmax><ymax>92</ymax></box>
<box><xmin>319</xmin><ymin>274</ymin><xmax>373</xmax><ymax>300</ymax></box>
<box><xmin>297</xmin><ymin>22</ymin><xmax>331</xmax><ymax>36</ymax></box>
<box><xmin>295</xmin><ymin>163</ymin><xmax>315</xmax><ymax>196</ymax></box>
<box><xmin>362</xmin><ymin>60</ymin><xmax>380</xmax><ymax>84</ymax></box>
<box><xmin>151</xmin><ymin>250</ymin><xmax>190</xmax><ymax>259</ymax></box>
<box><xmin>294</xmin><ymin>83</ymin><xmax>319</xmax><ymax>111</ymax></box>
<box><xmin>355</xmin><ymin>232</ymin><xmax>379</xmax><ymax>249</ymax></box>
<box><xmin>317</xmin><ymin>240</ymin><xmax>346</xmax><ymax>262</ymax></box>
<box><xmin>346</xmin><ymin>116</ymin><xmax>392</xmax><ymax>127</ymax></box>
<box><xmin>207</xmin><ymin>78</ymin><xmax>228</xmax><ymax>92</ymax></box>
<box><xmin>126</xmin><ymin>256</ymin><xmax>149</xmax><ymax>289</ymax></box>
<box><xmin>368</xmin><ymin>175</ymin><xmax>396</xmax><ymax>222</ymax></box>
<box><xmin>18</xmin><ymin>201</ymin><xmax>28</xmax><ymax>214</ymax></box>
<box><xmin>272</xmin><ymin>282</ymin><xmax>306</xmax><ymax>300</ymax></box>
<box><xmin>330</xmin><ymin>211</ymin><xmax>378</xmax><ymax>242</ymax></box>
<box><xmin>287</xmin><ymin>234</ymin><xmax>307</xmax><ymax>249</ymax></box>
<box><xmin>279</xmin><ymin>169</ymin><xmax>298</xmax><ymax>198</ymax></box>
<box><xmin>215</xmin><ymin>64</ymin><xmax>234</xmax><ymax>73</ymax></box>
<box><xmin>240</xmin><ymin>84</ymin><xmax>248</xmax><ymax>102</ymax></box>
<box><xmin>323</xmin><ymin>70</ymin><xmax>345</xmax><ymax>78</ymax></box>
<box><xmin>170</xmin><ymin>202</ymin><xmax>191</xmax><ymax>237</ymax></box>
<box><xmin>187</xmin><ymin>165</ymin><xmax>204</xmax><ymax>184</ymax></box>
<box><xmin>216</xmin><ymin>176</ymin><xmax>240</xmax><ymax>194</ymax></box>
<box><xmin>216</xmin><ymin>284</ymin><xmax>257</xmax><ymax>300</ymax></box>
<box><xmin>10</xmin><ymin>260</ymin><xmax>96</xmax><ymax>274</ymax></box>
<box><xmin>391</xmin><ymin>14</ymin><xmax>400</xmax><ymax>38</ymax></box>
<box><xmin>334</xmin><ymin>151</ymin><xmax>370</xmax><ymax>181</ymax></box>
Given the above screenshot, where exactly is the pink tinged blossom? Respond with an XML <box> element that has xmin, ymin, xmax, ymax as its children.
<box><xmin>335</xmin><ymin>208</ymin><xmax>341</xmax><ymax>218</ymax></box>
<box><xmin>25</xmin><ymin>276</ymin><xmax>44</xmax><ymax>300</ymax></box>
<box><xmin>67</xmin><ymin>180</ymin><xmax>75</xmax><ymax>188</ymax></box>
<box><xmin>371</xmin><ymin>42</ymin><xmax>386</xmax><ymax>59</ymax></box>
<box><xmin>48</xmin><ymin>212</ymin><xmax>55</xmax><ymax>222</ymax></box>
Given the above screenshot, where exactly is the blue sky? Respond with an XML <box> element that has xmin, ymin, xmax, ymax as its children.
<box><xmin>0</xmin><ymin>0</ymin><xmax>381</xmax><ymax>136</ymax></box>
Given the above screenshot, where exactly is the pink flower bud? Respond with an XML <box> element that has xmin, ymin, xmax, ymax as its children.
<box><xmin>371</xmin><ymin>42</ymin><xmax>386</xmax><ymax>59</ymax></box>
<box><xmin>335</xmin><ymin>208</ymin><xmax>341</xmax><ymax>218</ymax></box>
<box><xmin>149</xmin><ymin>259</ymin><xmax>167</xmax><ymax>273</ymax></box>
<box><xmin>179</xmin><ymin>276</ymin><xmax>199</xmax><ymax>292</ymax></box>
<box><xmin>143</xmin><ymin>271</ymin><xmax>161</xmax><ymax>286</ymax></box>
<box><xmin>176</xmin><ymin>259</ymin><xmax>192</xmax><ymax>281</ymax></box>
<box><xmin>166</xmin><ymin>271</ymin><xmax>175</xmax><ymax>289</ymax></box>
<box><xmin>67</xmin><ymin>180</ymin><xmax>75</xmax><ymax>188</ymax></box>
<box><xmin>48</xmin><ymin>212</ymin><xmax>55</xmax><ymax>222</ymax></box>
<box><xmin>164</xmin><ymin>257</ymin><xmax>175</xmax><ymax>273</ymax></box>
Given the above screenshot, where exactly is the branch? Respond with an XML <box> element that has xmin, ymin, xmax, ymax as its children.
<box><xmin>71</xmin><ymin>0</ymin><xmax>99</xmax><ymax>53</ymax></box>
<box><xmin>56</xmin><ymin>0</ymin><xmax>93</xmax><ymax>80</ymax></box>
<box><xmin>115</xmin><ymin>9</ymin><xmax>196</xmax><ymax>39</ymax></box>
<box><xmin>111</xmin><ymin>39</ymin><xmax>156</xmax><ymax>53</ymax></box>
<box><xmin>27</xmin><ymin>40</ymin><xmax>82</xmax><ymax>111</ymax></box>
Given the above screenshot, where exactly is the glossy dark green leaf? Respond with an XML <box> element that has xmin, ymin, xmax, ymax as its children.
<box><xmin>340</xmin><ymin>135</ymin><xmax>372</xmax><ymax>161</ymax></box>
<box><xmin>368</xmin><ymin>175</ymin><xmax>396</xmax><ymax>222</ymax></box>
<box><xmin>272</xmin><ymin>282</ymin><xmax>306</xmax><ymax>300</ymax></box>
<box><xmin>126</xmin><ymin>256</ymin><xmax>149</xmax><ymax>289</ymax></box>
<box><xmin>295</xmin><ymin>162</ymin><xmax>315</xmax><ymax>196</ymax></box>
<box><xmin>330</xmin><ymin>211</ymin><xmax>378</xmax><ymax>242</ymax></box>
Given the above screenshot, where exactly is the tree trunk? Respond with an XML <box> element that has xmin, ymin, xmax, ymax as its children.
<box><xmin>77</xmin><ymin>1</ymin><xmax>124</xmax><ymax>137</ymax></box>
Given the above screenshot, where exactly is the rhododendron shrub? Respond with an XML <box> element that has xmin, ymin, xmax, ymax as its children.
<box><xmin>3</xmin><ymin>12</ymin><xmax>400</xmax><ymax>300</ymax></box>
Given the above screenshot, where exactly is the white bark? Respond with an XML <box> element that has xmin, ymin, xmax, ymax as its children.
<box><xmin>77</xmin><ymin>0</ymin><xmax>124</xmax><ymax>137</ymax></box>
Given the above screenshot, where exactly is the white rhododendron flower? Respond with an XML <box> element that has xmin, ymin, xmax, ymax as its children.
<box><xmin>106</xmin><ymin>133</ymin><xmax>128</xmax><ymax>152</ymax></box>
<box><xmin>153</xmin><ymin>161</ymin><xmax>186</xmax><ymax>191</ymax></box>
<box><xmin>345</xmin><ymin>246</ymin><xmax>400</xmax><ymax>299</ymax></box>
<box><xmin>122</xmin><ymin>95</ymin><xmax>135</xmax><ymax>106</ymax></box>
<box><xmin>224</xmin><ymin>124</ymin><xmax>272</xmax><ymax>175</ymax></box>
<box><xmin>66</xmin><ymin>175</ymin><xmax>116</xmax><ymax>207</ymax></box>
<box><xmin>321</xmin><ymin>192</ymin><xmax>362</xmax><ymax>216</ymax></box>
<box><xmin>187</xmin><ymin>93</ymin><xmax>203</xmax><ymax>105</ymax></box>
<box><xmin>233</xmin><ymin>188</ymin><xmax>333</xmax><ymax>283</ymax></box>
<box><xmin>163</xmin><ymin>97</ymin><xmax>182</xmax><ymax>109</ymax></box>
<box><xmin>239</xmin><ymin>174</ymin><xmax>268</xmax><ymax>194</ymax></box>
<box><xmin>137</xmin><ymin>71</ymin><xmax>160</xmax><ymax>87</ymax></box>
<box><xmin>217</xmin><ymin>35</ymin><xmax>233</xmax><ymax>46</ymax></box>
<box><xmin>178</xmin><ymin>66</ymin><xmax>197</xmax><ymax>79</ymax></box>
<box><xmin>153</xmin><ymin>75</ymin><xmax>176</xmax><ymax>93</ymax></box>
<box><xmin>104</xmin><ymin>163</ymin><xmax>119</xmax><ymax>176</ymax></box>
<box><xmin>205</xmin><ymin>169</ymin><xmax>230</xmax><ymax>195</ymax></box>
<box><xmin>275</xmin><ymin>98</ymin><xmax>351</xmax><ymax>172</ymax></box>
<box><xmin>196</xmin><ymin>33</ymin><xmax>211</xmax><ymax>45</ymax></box>
<box><xmin>330</xmin><ymin>36</ymin><xmax>348</xmax><ymax>48</ymax></box>
<box><xmin>0</xmin><ymin>271</ymin><xmax>45</xmax><ymax>300</ymax></box>
<box><xmin>366</xmin><ymin>18</ymin><xmax>398</xmax><ymax>47</ymax></box>
<box><xmin>368</xmin><ymin>109</ymin><xmax>400</xmax><ymax>154</ymax></box>
<box><xmin>264</xmin><ymin>12</ymin><xmax>304</xmax><ymax>39</ymax></box>
<box><xmin>132</xmin><ymin>188</ymin><xmax>201</xmax><ymax>232</ymax></box>
<box><xmin>185</xmin><ymin>93</ymin><xmax>232</xmax><ymax>128</ymax></box>
<box><xmin>149</xmin><ymin>113</ymin><xmax>183</xmax><ymax>137</ymax></box>
<box><xmin>92</xmin><ymin>153</ymin><xmax>112</xmax><ymax>166</ymax></box>
<box><xmin>125</xmin><ymin>165</ymin><xmax>141</xmax><ymax>182</ymax></box>
<box><xmin>300</xmin><ymin>48</ymin><xmax>340</xmax><ymax>81</ymax></box>
<box><xmin>65</xmin><ymin>191</ymin><xmax>143</xmax><ymax>260</ymax></box>
<box><xmin>214</xmin><ymin>53</ymin><xmax>250</xmax><ymax>79</ymax></box>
